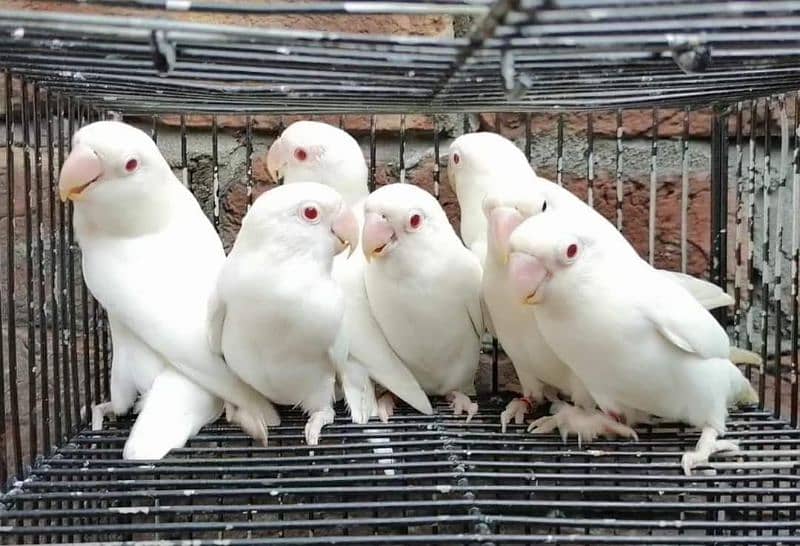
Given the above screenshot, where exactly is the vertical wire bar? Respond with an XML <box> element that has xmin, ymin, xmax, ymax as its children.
<box><xmin>91</xmin><ymin>296</ymin><xmax>101</xmax><ymax>407</ymax></box>
<box><xmin>21</xmin><ymin>78</ymin><xmax>38</xmax><ymax>468</ymax></box>
<box><xmin>524</xmin><ymin>113</ymin><xmax>532</xmax><ymax>162</ymax></box>
<box><xmin>433</xmin><ymin>118</ymin><xmax>440</xmax><ymax>200</ymax></box>
<box><xmin>649</xmin><ymin>108</ymin><xmax>659</xmax><ymax>266</ymax></box>
<box><xmin>212</xmin><ymin>115</ymin><xmax>220</xmax><ymax>230</ymax></box>
<box><xmin>89</xmin><ymin>110</ymin><xmax>101</xmax><ymax>405</ymax></box>
<box><xmin>774</xmin><ymin>97</ymin><xmax>789</xmax><ymax>417</ymax></box>
<box><xmin>151</xmin><ymin>115</ymin><xmax>158</xmax><ymax>143</ymax></box>
<box><xmin>76</xmin><ymin>106</ymin><xmax>91</xmax><ymax>418</ymax></box>
<box><xmin>746</xmin><ymin>100</ymin><xmax>759</xmax><ymax>381</ymax></box>
<box><xmin>791</xmin><ymin>92</ymin><xmax>800</xmax><ymax>427</ymax></box>
<box><xmin>680</xmin><ymin>107</ymin><xmax>691</xmax><ymax>273</ymax></box>
<box><xmin>180</xmin><ymin>114</ymin><xmax>189</xmax><ymax>187</ymax></box>
<box><xmin>368</xmin><ymin>115</ymin><xmax>376</xmax><ymax>192</ymax></box>
<box><xmin>245</xmin><ymin>116</ymin><xmax>254</xmax><ymax>210</ymax></box>
<box><xmin>615</xmin><ymin>109</ymin><xmax>624</xmax><ymax>231</ymax></box>
<box><xmin>5</xmin><ymin>70</ymin><xmax>23</xmax><ymax>481</ymax></box>
<box><xmin>46</xmin><ymin>91</ymin><xmax>63</xmax><ymax>445</ymax></box>
<box><xmin>101</xmin><ymin>307</ymin><xmax>110</xmax><ymax>400</ymax></box>
<box><xmin>68</xmin><ymin>98</ymin><xmax>81</xmax><ymax>430</ymax></box>
<box><xmin>710</xmin><ymin>107</ymin><xmax>730</xmax><ymax>325</ymax></box>
<box><xmin>734</xmin><ymin>103</ymin><xmax>745</xmax><ymax>350</ymax></box>
<box><xmin>0</xmin><ymin>74</ymin><xmax>9</xmax><ymax>487</ymax></box>
<box><xmin>586</xmin><ymin>113</ymin><xmax>594</xmax><ymax>208</ymax></box>
<box><xmin>399</xmin><ymin>114</ymin><xmax>406</xmax><ymax>184</ymax></box>
<box><xmin>556</xmin><ymin>113</ymin><xmax>564</xmax><ymax>186</ymax></box>
<box><xmin>760</xmin><ymin>99</ymin><xmax>772</xmax><ymax>405</ymax></box>
<box><xmin>56</xmin><ymin>92</ymin><xmax>72</xmax><ymax>438</ymax></box>
<box><xmin>33</xmin><ymin>84</ymin><xmax>51</xmax><ymax>455</ymax></box>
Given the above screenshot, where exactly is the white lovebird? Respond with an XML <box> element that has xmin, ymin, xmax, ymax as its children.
<box><xmin>449</xmin><ymin>132</ymin><xmax>760</xmax><ymax>423</ymax></box>
<box><xmin>266</xmin><ymin>121</ymin><xmax>433</xmax><ymax>424</ymax></box>
<box><xmin>507</xmin><ymin>211</ymin><xmax>758</xmax><ymax>475</ymax></box>
<box><xmin>210</xmin><ymin>182</ymin><xmax>359</xmax><ymax>445</ymax></box>
<box><xmin>267</xmin><ymin>120</ymin><xmax>368</xmax><ymax>206</ymax></box>
<box><xmin>362</xmin><ymin>183</ymin><xmax>483</xmax><ymax>420</ymax></box>
<box><xmin>59</xmin><ymin>120</ymin><xmax>279</xmax><ymax>449</ymax></box>
<box><xmin>482</xmin><ymin>193</ymin><xmax>638</xmax><ymax>441</ymax></box>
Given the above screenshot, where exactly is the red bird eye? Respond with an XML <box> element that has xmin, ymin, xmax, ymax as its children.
<box><xmin>303</xmin><ymin>206</ymin><xmax>319</xmax><ymax>221</ymax></box>
<box><xmin>452</xmin><ymin>152</ymin><xmax>460</xmax><ymax>165</ymax></box>
<box><xmin>125</xmin><ymin>158</ymin><xmax>138</xmax><ymax>172</ymax></box>
<box><xmin>566</xmin><ymin>243</ymin><xmax>578</xmax><ymax>259</ymax></box>
<box><xmin>294</xmin><ymin>148</ymin><xmax>308</xmax><ymax>161</ymax></box>
<box><xmin>409</xmin><ymin>213</ymin><xmax>422</xmax><ymax>230</ymax></box>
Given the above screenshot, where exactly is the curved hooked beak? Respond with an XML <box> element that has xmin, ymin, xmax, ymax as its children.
<box><xmin>59</xmin><ymin>144</ymin><xmax>103</xmax><ymax>202</ymax></box>
<box><xmin>488</xmin><ymin>206</ymin><xmax>524</xmax><ymax>265</ymax></box>
<box><xmin>508</xmin><ymin>252</ymin><xmax>549</xmax><ymax>305</ymax></box>
<box><xmin>266</xmin><ymin>136</ymin><xmax>285</xmax><ymax>184</ymax></box>
<box><xmin>331</xmin><ymin>206</ymin><xmax>359</xmax><ymax>258</ymax></box>
<box><xmin>362</xmin><ymin>211</ymin><xmax>396</xmax><ymax>262</ymax></box>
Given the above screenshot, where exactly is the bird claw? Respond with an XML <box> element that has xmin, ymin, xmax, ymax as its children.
<box><xmin>448</xmin><ymin>391</ymin><xmax>478</xmax><ymax>422</ymax></box>
<box><xmin>501</xmin><ymin>397</ymin><xmax>534</xmax><ymax>433</ymax></box>
<box><xmin>91</xmin><ymin>401</ymin><xmax>114</xmax><ymax>431</ymax></box>
<box><xmin>681</xmin><ymin>429</ymin><xmax>739</xmax><ymax>476</ymax></box>
<box><xmin>304</xmin><ymin>408</ymin><xmax>335</xmax><ymax>446</ymax></box>
<box><xmin>377</xmin><ymin>393</ymin><xmax>396</xmax><ymax>424</ymax></box>
<box><xmin>528</xmin><ymin>405</ymin><xmax>638</xmax><ymax>444</ymax></box>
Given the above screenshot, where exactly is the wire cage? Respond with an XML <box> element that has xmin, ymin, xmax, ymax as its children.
<box><xmin>0</xmin><ymin>1</ymin><xmax>799</xmax><ymax>544</ymax></box>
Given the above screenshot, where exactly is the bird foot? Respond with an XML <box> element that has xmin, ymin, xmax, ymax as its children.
<box><xmin>377</xmin><ymin>392</ymin><xmax>396</xmax><ymax>424</ymax></box>
<box><xmin>528</xmin><ymin>404</ymin><xmax>638</xmax><ymax>447</ymax></box>
<box><xmin>91</xmin><ymin>401</ymin><xmax>115</xmax><ymax>431</ymax></box>
<box><xmin>681</xmin><ymin>427</ymin><xmax>739</xmax><ymax>476</ymax></box>
<box><xmin>447</xmin><ymin>391</ymin><xmax>478</xmax><ymax>422</ymax></box>
<box><xmin>305</xmin><ymin>408</ymin><xmax>335</xmax><ymax>446</ymax></box>
<box><xmin>500</xmin><ymin>397</ymin><xmax>535</xmax><ymax>433</ymax></box>
<box><xmin>226</xmin><ymin>403</ymin><xmax>269</xmax><ymax>447</ymax></box>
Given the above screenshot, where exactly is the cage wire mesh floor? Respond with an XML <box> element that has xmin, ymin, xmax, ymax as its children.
<box><xmin>1</xmin><ymin>395</ymin><xmax>799</xmax><ymax>544</ymax></box>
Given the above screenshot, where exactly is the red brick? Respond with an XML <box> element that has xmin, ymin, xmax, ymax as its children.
<box><xmin>146</xmin><ymin>114</ymin><xmax>438</xmax><ymax>136</ymax></box>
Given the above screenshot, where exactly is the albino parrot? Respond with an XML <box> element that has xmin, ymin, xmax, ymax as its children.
<box><xmin>362</xmin><ymin>183</ymin><xmax>483</xmax><ymax>421</ymax></box>
<box><xmin>507</xmin><ymin>210</ymin><xmax>757</xmax><ymax>475</ymax></box>
<box><xmin>448</xmin><ymin>131</ymin><xmax>760</xmax><ymax>425</ymax></box>
<box><xmin>59</xmin><ymin>120</ymin><xmax>279</xmax><ymax>450</ymax></box>
<box><xmin>266</xmin><ymin>121</ymin><xmax>432</xmax><ymax>423</ymax></box>
<box><xmin>209</xmin><ymin>182</ymin><xmax>359</xmax><ymax>445</ymax></box>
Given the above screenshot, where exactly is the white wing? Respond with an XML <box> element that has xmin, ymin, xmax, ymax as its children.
<box><xmin>658</xmin><ymin>270</ymin><xmax>734</xmax><ymax>310</ymax></box>
<box><xmin>636</xmin><ymin>267</ymin><xmax>730</xmax><ymax>360</ymax></box>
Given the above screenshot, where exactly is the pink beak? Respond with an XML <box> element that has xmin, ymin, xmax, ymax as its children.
<box><xmin>58</xmin><ymin>144</ymin><xmax>103</xmax><ymax>202</ymax></box>
<box><xmin>331</xmin><ymin>206</ymin><xmax>359</xmax><ymax>257</ymax></box>
<box><xmin>488</xmin><ymin>206</ymin><xmax>524</xmax><ymax>264</ymax></box>
<box><xmin>362</xmin><ymin>211</ymin><xmax>396</xmax><ymax>262</ymax></box>
<box><xmin>508</xmin><ymin>252</ymin><xmax>549</xmax><ymax>305</ymax></box>
<box><xmin>266</xmin><ymin>136</ymin><xmax>284</xmax><ymax>183</ymax></box>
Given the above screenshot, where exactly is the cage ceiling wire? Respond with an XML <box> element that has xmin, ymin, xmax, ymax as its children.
<box><xmin>3</xmin><ymin>1</ymin><xmax>800</xmax><ymax>112</ymax></box>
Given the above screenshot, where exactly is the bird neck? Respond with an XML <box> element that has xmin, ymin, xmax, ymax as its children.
<box><xmin>74</xmin><ymin>179</ymin><xmax>183</xmax><ymax>239</ymax></box>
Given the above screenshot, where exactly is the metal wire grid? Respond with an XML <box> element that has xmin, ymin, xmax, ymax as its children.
<box><xmin>1</xmin><ymin>398</ymin><xmax>800</xmax><ymax>545</ymax></box>
<box><xmin>1</xmin><ymin>76</ymin><xmax>799</xmax><ymax>541</ymax></box>
<box><xmin>4</xmin><ymin>1</ymin><xmax>800</xmax><ymax>112</ymax></box>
